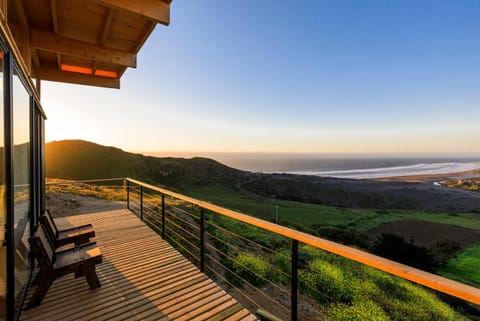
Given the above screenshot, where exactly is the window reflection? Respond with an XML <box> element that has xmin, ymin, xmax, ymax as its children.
<box><xmin>0</xmin><ymin>49</ymin><xmax>5</xmax><ymax>321</ymax></box>
<box><xmin>13</xmin><ymin>69</ymin><xmax>30</xmax><ymax>314</ymax></box>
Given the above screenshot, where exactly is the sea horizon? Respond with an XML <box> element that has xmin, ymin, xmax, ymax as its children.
<box><xmin>137</xmin><ymin>151</ymin><xmax>480</xmax><ymax>179</ymax></box>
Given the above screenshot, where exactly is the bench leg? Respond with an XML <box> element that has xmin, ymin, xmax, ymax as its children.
<box><xmin>81</xmin><ymin>264</ymin><xmax>101</xmax><ymax>289</ymax></box>
<box><xmin>26</xmin><ymin>276</ymin><xmax>52</xmax><ymax>308</ymax></box>
<box><xmin>31</xmin><ymin>270</ymin><xmax>42</xmax><ymax>286</ymax></box>
<box><xmin>74</xmin><ymin>270</ymin><xmax>84</xmax><ymax>278</ymax></box>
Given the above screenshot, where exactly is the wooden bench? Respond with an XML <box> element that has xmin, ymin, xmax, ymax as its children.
<box><xmin>26</xmin><ymin>224</ymin><xmax>102</xmax><ymax>308</ymax></box>
<box><xmin>40</xmin><ymin>209</ymin><xmax>95</xmax><ymax>247</ymax></box>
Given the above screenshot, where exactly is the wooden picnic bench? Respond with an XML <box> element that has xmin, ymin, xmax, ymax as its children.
<box><xmin>26</xmin><ymin>224</ymin><xmax>102</xmax><ymax>308</ymax></box>
<box><xmin>40</xmin><ymin>210</ymin><xmax>95</xmax><ymax>247</ymax></box>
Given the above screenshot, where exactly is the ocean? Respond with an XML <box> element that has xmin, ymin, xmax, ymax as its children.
<box><xmin>143</xmin><ymin>152</ymin><xmax>480</xmax><ymax>179</ymax></box>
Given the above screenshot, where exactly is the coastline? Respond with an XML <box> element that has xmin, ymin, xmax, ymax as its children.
<box><xmin>372</xmin><ymin>169</ymin><xmax>480</xmax><ymax>183</ymax></box>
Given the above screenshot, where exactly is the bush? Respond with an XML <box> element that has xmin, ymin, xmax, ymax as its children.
<box><xmin>431</xmin><ymin>240</ymin><xmax>461</xmax><ymax>266</ymax></box>
<box><xmin>372</xmin><ymin>233</ymin><xmax>439</xmax><ymax>271</ymax></box>
<box><xmin>272</xmin><ymin>250</ymin><xmax>290</xmax><ymax>284</ymax></box>
<box><xmin>316</xmin><ymin>227</ymin><xmax>371</xmax><ymax>248</ymax></box>
<box><xmin>300</xmin><ymin>258</ymin><xmax>357</xmax><ymax>304</ymax></box>
<box><xmin>232</xmin><ymin>253</ymin><xmax>270</xmax><ymax>286</ymax></box>
<box><xmin>328</xmin><ymin>300</ymin><xmax>391</xmax><ymax>321</ymax></box>
<box><xmin>298</xmin><ymin>245</ymin><xmax>467</xmax><ymax>321</ymax></box>
<box><xmin>372</xmin><ymin>273</ymin><xmax>464</xmax><ymax>321</ymax></box>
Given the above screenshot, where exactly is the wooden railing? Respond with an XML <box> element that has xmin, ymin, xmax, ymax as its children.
<box><xmin>46</xmin><ymin>177</ymin><xmax>480</xmax><ymax>320</ymax></box>
<box><xmin>125</xmin><ymin>178</ymin><xmax>480</xmax><ymax>311</ymax></box>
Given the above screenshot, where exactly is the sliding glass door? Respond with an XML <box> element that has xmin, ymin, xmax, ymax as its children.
<box><xmin>12</xmin><ymin>69</ymin><xmax>30</xmax><ymax>315</ymax></box>
<box><xmin>0</xmin><ymin>48</ymin><xmax>6</xmax><ymax>321</ymax></box>
<box><xmin>0</xmin><ymin>29</ymin><xmax>46</xmax><ymax>321</ymax></box>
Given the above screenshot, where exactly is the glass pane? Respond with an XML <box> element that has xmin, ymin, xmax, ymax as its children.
<box><xmin>0</xmin><ymin>49</ymin><xmax>6</xmax><ymax>321</ymax></box>
<box><xmin>40</xmin><ymin>118</ymin><xmax>45</xmax><ymax>214</ymax></box>
<box><xmin>13</xmin><ymin>69</ymin><xmax>30</xmax><ymax>314</ymax></box>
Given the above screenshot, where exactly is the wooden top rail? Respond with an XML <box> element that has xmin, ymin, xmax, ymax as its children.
<box><xmin>126</xmin><ymin>177</ymin><xmax>480</xmax><ymax>305</ymax></box>
<box><xmin>46</xmin><ymin>178</ymin><xmax>124</xmax><ymax>185</ymax></box>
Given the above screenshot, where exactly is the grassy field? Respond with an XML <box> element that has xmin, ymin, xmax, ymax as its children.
<box><xmin>439</xmin><ymin>244</ymin><xmax>480</xmax><ymax>288</ymax></box>
<box><xmin>47</xmin><ymin>180</ymin><xmax>479</xmax><ymax>319</ymax></box>
<box><xmin>191</xmin><ymin>184</ymin><xmax>480</xmax><ymax>317</ymax></box>
<box><xmin>187</xmin><ymin>185</ymin><xmax>480</xmax><ymax>232</ymax></box>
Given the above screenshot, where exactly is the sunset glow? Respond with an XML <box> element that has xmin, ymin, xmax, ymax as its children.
<box><xmin>43</xmin><ymin>1</ymin><xmax>480</xmax><ymax>155</ymax></box>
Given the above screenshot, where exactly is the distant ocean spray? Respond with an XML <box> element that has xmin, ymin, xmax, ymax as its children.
<box><xmin>144</xmin><ymin>152</ymin><xmax>480</xmax><ymax>179</ymax></box>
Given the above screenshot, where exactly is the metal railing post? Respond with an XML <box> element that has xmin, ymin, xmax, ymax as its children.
<box><xmin>200</xmin><ymin>208</ymin><xmax>205</xmax><ymax>272</ymax></box>
<box><xmin>140</xmin><ymin>185</ymin><xmax>143</xmax><ymax>221</ymax></box>
<box><xmin>126</xmin><ymin>179</ymin><xmax>130</xmax><ymax>210</ymax></box>
<box><xmin>161</xmin><ymin>193</ymin><xmax>165</xmax><ymax>239</ymax></box>
<box><xmin>291</xmin><ymin>239</ymin><xmax>298</xmax><ymax>321</ymax></box>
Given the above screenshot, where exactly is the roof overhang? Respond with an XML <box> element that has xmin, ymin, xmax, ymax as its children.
<box><xmin>6</xmin><ymin>0</ymin><xmax>172</xmax><ymax>89</ymax></box>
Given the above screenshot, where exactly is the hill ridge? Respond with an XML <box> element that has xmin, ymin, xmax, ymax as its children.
<box><xmin>46</xmin><ymin>139</ymin><xmax>480</xmax><ymax>212</ymax></box>
<box><xmin>46</xmin><ymin>139</ymin><xmax>243</xmax><ymax>188</ymax></box>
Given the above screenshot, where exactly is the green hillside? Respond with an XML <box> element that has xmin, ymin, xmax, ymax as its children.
<box><xmin>46</xmin><ymin>140</ymin><xmax>480</xmax><ymax>213</ymax></box>
<box><xmin>45</xmin><ymin>140</ymin><xmax>480</xmax><ymax>319</ymax></box>
<box><xmin>46</xmin><ymin>140</ymin><xmax>244</xmax><ymax>189</ymax></box>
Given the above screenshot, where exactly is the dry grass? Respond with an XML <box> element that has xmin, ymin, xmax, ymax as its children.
<box><xmin>46</xmin><ymin>178</ymin><xmax>125</xmax><ymax>201</ymax></box>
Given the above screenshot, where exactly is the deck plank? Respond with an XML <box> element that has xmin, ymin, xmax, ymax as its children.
<box><xmin>21</xmin><ymin>209</ymin><xmax>258</xmax><ymax>321</ymax></box>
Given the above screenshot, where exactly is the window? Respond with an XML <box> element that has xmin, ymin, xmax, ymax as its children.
<box><xmin>0</xmin><ymin>48</ymin><xmax>5</xmax><ymax>321</ymax></box>
<box><xmin>12</xmin><ymin>68</ymin><xmax>30</xmax><ymax>313</ymax></box>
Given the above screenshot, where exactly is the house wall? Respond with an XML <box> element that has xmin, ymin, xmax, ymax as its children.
<box><xmin>0</xmin><ymin>2</ymin><xmax>46</xmax><ymax>320</ymax></box>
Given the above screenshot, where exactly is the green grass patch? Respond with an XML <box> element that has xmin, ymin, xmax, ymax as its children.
<box><xmin>298</xmin><ymin>246</ymin><xmax>466</xmax><ymax>321</ymax></box>
<box><xmin>187</xmin><ymin>185</ymin><xmax>480</xmax><ymax>232</ymax></box>
<box><xmin>439</xmin><ymin>243</ymin><xmax>480</xmax><ymax>288</ymax></box>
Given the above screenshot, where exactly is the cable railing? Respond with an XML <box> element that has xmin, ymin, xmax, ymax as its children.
<box><xmin>124</xmin><ymin>178</ymin><xmax>480</xmax><ymax>321</ymax></box>
<box><xmin>46</xmin><ymin>178</ymin><xmax>480</xmax><ymax>320</ymax></box>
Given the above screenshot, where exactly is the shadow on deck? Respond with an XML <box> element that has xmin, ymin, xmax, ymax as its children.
<box><xmin>21</xmin><ymin>209</ymin><xmax>257</xmax><ymax>321</ymax></box>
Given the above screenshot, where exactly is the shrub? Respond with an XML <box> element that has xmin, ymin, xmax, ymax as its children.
<box><xmin>372</xmin><ymin>233</ymin><xmax>439</xmax><ymax>271</ymax></box>
<box><xmin>316</xmin><ymin>227</ymin><xmax>371</xmax><ymax>248</ymax></box>
<box><xmin>300</xmin><ymin>258</ymin><xmax>357</xmax><ymax>304</ymax></box>
<box><xmin>390</xmin><ymin>281</ymin><xmax>462</xmax><ymax>321</ymax></box>
<box><xmin>232</xmin><ymin>253</ymin><xmax>270</xmax><ymax>286</ymax></box>
<box><xmin>328</xmin><ymin>300</ymin><xmax>391</xmax><ymax>321</ymax></box>
<box><xmin>431</xmin><ymin>240</ymin><xmax>461</xmax><ymax>266</ymax></box>
<box><xmin>372</xmin><ymin>273</ymin><xmax>465</xmax><ymax>321</ymax></box>
<box><xmin>272</xmin><ymin>250</ymin><xmax>290</xmax><ymax>284</ymax></box>
<box><xmin>298</xmin><ymin>244</ymin><xmax>466</xmax><ymax>321</ymax></box>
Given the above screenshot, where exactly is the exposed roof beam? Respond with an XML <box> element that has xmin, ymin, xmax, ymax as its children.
<box><xmin>56</xmin><ymin>53</ymin><xmax>61</xmax><ymax>70</ymax></box>
<box><xmin>39</xmin><ymin>65</ymin><xmax>120</xmax><ymax>89</ymax></box>
<box><xmin>93</xmin><ymin>8</ymin><xmax>113</xmax><ymax>74</ymax></box>
<box><xmin>30</xmin><ymin>29</ymin><xmax>137</xmax><ymax>68</ymax></box>
<box><xmin>100</xmin><ymin>8</ymin><xmax>113</xmax><ymax>45</ymax></box>
<box><xmin>31</xmin><ymin>49</ymin><xmax>40</xmax><ymax>68</ymax></box>
<box><xmin>97</xmin><ymin>0</ymin><xmax>170</xmax><ymax>25</ymax></box>
<box><xmin>50</xmin><ymin>0</ymin><xmax>58</xmax><ymax>33</ymax></box>
<box><xmin>13</xmin><ymin>0</ymin><xmax>29</xmax><ymax>30</ymax></box>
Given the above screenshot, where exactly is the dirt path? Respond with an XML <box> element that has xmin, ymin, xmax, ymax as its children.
<box><xmin>46</xmin><ymin>192</ymin><xmax>124</xmax><ymax>217</ymax></box>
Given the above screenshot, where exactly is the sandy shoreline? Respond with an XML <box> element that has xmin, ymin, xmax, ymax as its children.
<box><xmin>372</xmin><ymin>169</ymin><xmax>480</xmax><ymax>183</ymax></box>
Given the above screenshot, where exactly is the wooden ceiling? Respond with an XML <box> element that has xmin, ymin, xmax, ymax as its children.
<box><xmin>6</xmin><ymin>0</ymin><xmax>172</xmax><ymax>89</ymax></box>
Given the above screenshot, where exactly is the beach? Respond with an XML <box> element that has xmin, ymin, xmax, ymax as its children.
<box><xmin>374</xmin><ymin>168</ymin><xmax>480</xmax><ymax>183</ymax></box>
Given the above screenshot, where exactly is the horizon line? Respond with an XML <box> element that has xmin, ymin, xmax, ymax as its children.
<box><xmin>132</xmin><ymin>150</ymin><xmax>480</xmax><ymax>156</ymax></box>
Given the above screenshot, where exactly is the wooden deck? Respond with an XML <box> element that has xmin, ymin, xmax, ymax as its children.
<box><xmin>21</xmin><ymin>209</ymin><xmax>258</xmax><ymax>321</ymax></box>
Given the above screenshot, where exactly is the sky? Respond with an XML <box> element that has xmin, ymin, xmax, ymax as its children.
<box><xmin>42</xmin><ymin>0</ymin><xmax>480</xmax><ymax>154</ymax></box>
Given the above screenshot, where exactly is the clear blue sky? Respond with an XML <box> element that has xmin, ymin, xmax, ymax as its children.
<box><xmin>43</xmin><ymin>0</ymin><xmax>480</xmax><ymax>153</ymax></box>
